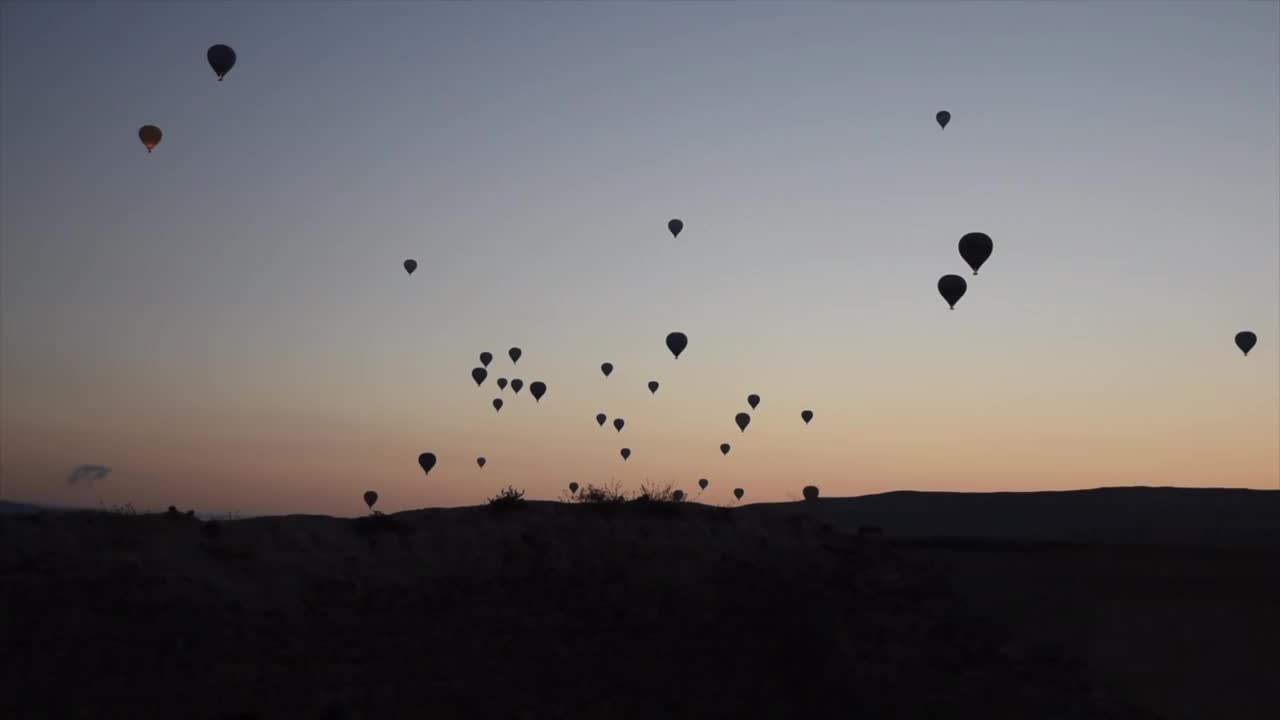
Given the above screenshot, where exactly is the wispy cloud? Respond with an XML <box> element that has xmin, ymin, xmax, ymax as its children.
<box><xmin>67</xmin><ymin>465</ymin><xmax>111</xmax><ymax>486</ymax></box>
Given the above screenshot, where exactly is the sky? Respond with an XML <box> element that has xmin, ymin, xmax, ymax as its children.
<box><xmin>1</xmin><ymin>1</ymin><xmax>1277</xmax><ymax>516</ymax></box>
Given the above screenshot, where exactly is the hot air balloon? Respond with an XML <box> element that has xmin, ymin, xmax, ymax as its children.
<box><xmin>476</xmin><ymin>457</ymin><xmax>486</xmax><ymax>469</ymax></box>
<box><xmin>493</xmin><ymin>398</ymin><xmax>504</xmax><ymax>412</ymax></box>
<box><xmin>403</xmin><ymin>259</ymin><xmax>418</xmax><ymax>275</ymax></box>
<box><xmin>530</xmin><ymin>381</ymin><xmax>547</xmax><ymax>402</ymax></box>
<box><xmin>698</xmin><ymin>478</ymin><xmax>708</xmax><ymax>490</ymax></box>
<box><xmin>668</xmin><ymin>219</ymin><xmax>684</xmax><ymax>238</ymax></box>
<box><xmin>138</xmin><ymin>125</ymin><xmax>162</xmax><ymax>153</ymax></box>
<box><xmin>938</xmin><ymin>275</ymin><xmax>967</xmax><ymax>309</ymax></box>
<box><xmin>207</xmin><ymin>44</ymin><xmax>236</xmax><ymax>81</ymax></box>
<box><xmin>801</xmin><ymin>409</ymin><xmax>814</xmax><ymax>424</ymax></box>
<box><xmin>508</xmin><ymin>347</ymin><xmax>522</xmax><ymax>364</ymax></box>
<box><xmin>936</xmin><ymin>110</ymin><xmax>951</xmax><ymax>129</ymax></box>
<box><xmin>363</xmin><ymin>490</ymin><xmax>378</xmax><ymax>509</ymax></box>
<box><xmin>733</xmin><ymin>488</ymin><xmax>744</xmax><ymax>500</ymax></box>
<box><xmin>802</xmin><ymin>485</ymin><xmax>819</xmax><ymax>501</ymax></box>
<box><xmin>497</xmin><ymin>378</ymin><xmax>508</xmax><ymax>391</ymax></box>
<box><xmin>596</xmin><ymin>413</ymin><xmax>607</xmax><ymax>427</ymax></box>
<box><xmin>648</xmin><ymin>381</ymin><xmax>659</xmax><ymax>395</ymax></box>
<box><xmin>720</xmin><ymin>443</ymin><xmax>731</xmax><ymax>456</ymax></box>
<box><xmin>672</xmin><ymin>489</ymin><xmax>685</xmax><ymax>502</ymax></box>
<box><xmin>480</xmin><ymin>352</ymin><xmax>493</xmax><ymax>367</ymax></box>
<box><xmin>601</xmin><ymin>362</ymin><xmax>613</xmax><ymax>378</ymax></box>
<box><xmin>666</xmin><ymin>332</ymin><xmax>688</xmax><ymax>359</ymax></box>
<box><xmin>620</xmin><ymin>448</ymin><xmax>631</xmax><ymax>461</ymax></box>
<box><xmin>958</xmin><ymin>232</ymin><xmax>993</xmax><ymax>275</ymax></box>
<box><xmin>511</xmin><ymin>379</ymin><xmax>524</xmax><ymax>394</ymax></box>
<box><xmin>569</xmin><ymin>482</ymin><xmax>579</xmax><ymax>494</ymax></box>
<box><xmin>1235</xmin><ymin>331</ymin><xmax>1258</xmax><ymax>356</ymax></box>
<box><xmin>418</xmin><ymin>453</ymin><xmax>437</xmax><ymax>475</ymax></box>
<box><xmin>735</xmin><ymin>413</ymin><xmax>751</xmax><ymax>432</ymax></box>
<box><xmin>471</xmin><ymin>367</ymin><xmax>488</xmax><ymax>386</ymax></box>
<box><xmin>747</xmin><ymin>394</ymin><xmax>760</xmax><ymax>410</ymax></box>
<box><xmin>613</xmin><ymin>418</ymin><xmax>625</xmax><ymax>432</ymax></box>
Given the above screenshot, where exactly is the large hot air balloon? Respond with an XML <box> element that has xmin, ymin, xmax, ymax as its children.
<box><xmin>698</xmin><ymin>478</ymin><xmax>708</xmax><ymax>490</ymax></box>
<box><xmin>471</xmin><ymin>367</ymin><xmax>488</xmax><ymax>386</ymax></box>
<box><xmin>601</xmin><ymin>362</ymin><xmax>613</xmax><ymax>378</ymax></box>
<box><xmin>802</xmin><ymin>485</ymin><xmax>819</xmax><ymax>501</ymax></box>
<box><xmin>668</xmin><ymin>219</ymin><xmax>684</xmax><ymax>238</ymax></box>
<box><xmin>720</xmin><ymin>443</ymin><xmax>731</xmax><ymax>456</ymax></box>
<box><xmin>801</xmin><ymin>409</ymin><xmax>814</xmax><ymax>425</ymax></box>
<box><xmin>497</xmin><ymin>378</ymin><xmax>508</xmax><ymax>391</ymax></box>
<box><xmin>508</xmin><ymin>347</ymin><xmax>522</xmax><ymax>364</ymax></box>
<box><xmin>138</xmin><ymin>125</ymin><xmax>162</xmax><ymax>153</ymax></box>
<box><xmin>735</xmin><ymin>412</ymin><xmax>751</xmax><ymax>432</ymax></box>
<box><xmin>403</xmin><ymin>259</ymin><xmax>417</xmax><ymax>275</ymax></box>
<box><xmin>480</xmin><ymin>352</ymin><xmax>493</xmax><ymax>367</ymax></box>
<box><xmin>476</xmin><ymin>457</ymin><xmax>486</xmax><ymax>469</ymax></box>
<box><xmin>936</xmin><ymin>110</ymin><xmax>950</xmax><ymax>129</ymax></box>
<box><xmin>648</xmin><ymin>381</ymin><xmax>659</xmax><ymax>395</ymax></box>
<box><xmin>620</xmin><ymin>448</ymin><xmax>631</xmax><ymax>461</ymax></box>
<box><xmin>530</xmin><ymin>381</ymin><xmax>547</xmax><ymax>402</ymax></box>
<box><xmin>733</xmin><ymin>488</ymin><xmax>744</xmax><ymax>500</ymax></box>
<box><xmin>1236</xmin><ymin>331</ymin><xmax>1258</xmax><ymax>356</ymax></box>
<box><xmin>958</xmin><ymin>232</ymin><xmax>993</xmax><ymax>275</ymax></box>
<box><xmin>363</xmin><ymin>490</ymin><xmax>378</xmax><ymax>509</ymax></box>
<box><xmin>511</xmin><ymin>379</ymin><xmax>524</xmax><ymax>394</ymax></box>
<box><xmin>747</xmin><ymin>394</ymin><xmax>760</xmax><ymax>410</ymax></box>
<box><xmin>613</xmin><ymin>418</ymin><xmax>625</xmax><ymax>432</ymax></box>
<box><xmin>666</xmin><ymin>332</ymin><xmax>688</xmax><ymax>359</ymax></box>
<box><xmin>207</xmin><ymin>44</ymin><xmax>236</xmax><ymax>81</ymax></box>
<box><xmin>938</xmin><ymin>275</ymin><xmax>967</xmax><ymax>309</ymax></box>
<box><xmin>596</xmin><ymin>413</ymin><xmax>607</xmax><ymax>427</ymax></box>
<box><xmin>418</xmin><ymin>453</ymin><xmax>437</xmax><ymax>475</ymax></box>
<box><xmin>569</xmin><ymin>482</ymin><xmax>579</xmax><ymax>494</ymax></box>
<box><xmin>493</xmin><ymin>398</ymin><xmax>504</xmax><ymax>412</ymax></box>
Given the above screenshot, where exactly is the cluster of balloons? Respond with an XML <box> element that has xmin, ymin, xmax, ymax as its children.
<box><xmin>937</xmin><ymin>232</ymin><xmax>993</xmax><ymax>310</ymax></box>
<box><xmin>137</xmin><ymin>45</ymin><xmax>236</xmax><ymax>154</ymax></box>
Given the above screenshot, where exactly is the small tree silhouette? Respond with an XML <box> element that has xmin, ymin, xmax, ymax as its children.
<box><xmin>802</xmin><ymin>485</ymin><xmax>820</xmax><ymax>501</ymax></box>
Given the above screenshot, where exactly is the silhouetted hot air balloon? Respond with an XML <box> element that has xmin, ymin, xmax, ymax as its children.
<box><xmin>363</xmin><ymin>490</ymin><xmax>378</xmax><ymax>509</ymax></box>
<box><xmin>511</xmin><ymin>379</ymin><xmax>524</xmax><ymax>394</ymax></box>
<box><xmin>747</xmin><ymin>394</ymin><xmax>760</xmax><ymax>410</ymax></box>
<box><xmin>936</xmin><ymin>110</ymin><xmax>950</xmax><ymax>129</ymax></box>
<box><xmin>620</xmin><ymin>448</ymin><xmax>631</xmax><ymax>461</ymax></box>
<box><xmin>403</xmin><ymin>259</ymin><xmax>417</xmax><ymax>275</ymax></box>
<box><xmin>569</xmin><ymin>482</ymin><xmax>579</xmax><ymax>494</ymax></box>
<box><xmin>497</xmin><ymin>378</ymin><xmax>508</xmax><ymax>391</ymax></box>
<box><xmin>802</xmin><ymin>485</ymin><xmax>819</xmax><ymax>501</ymax></box>
<box><xmin>938</xmin><ymin>275</ymin><xmax>967</xmax><ymax>309</ymax></box>
<box><xmin>471</xmin><ymin>367</ymin><xmax>488</xmax><ymax>386</ymax></box>
<box><xmin>508</xmin><ymin>347</ymin><xmax>522</xmax><ymax>364</ymax></box>
<box><xmin>668</xmin><ymin>219</ymin><xmax>683</xmax><ymax>238</ymax></box>
<box><xmin>733</xmin><ymin>488</ymin><xmax>744</xmax><ymax>500</ymax></box>
<box><xmin>418</xmin><ymin>453</ymin><xmax>437</xmax><ymax>475</ymax></box>
<box><xmin>601</xmin><ymin>362</ymin><xmax>613</xmax><ymax>378</ymax></box>
<box><xmin>698</xmin><ymin>478</ymin><xmax>708</xmax><ymax>490</ymax></box>
<box><xmin>1236</xmin><ymin>331</ymin><xmax>1257</xmax><ymax>356</ymax></box>
<box><xmin>672</xmin><ymin>489</ymin><xmax>685</xmax><ymax>502</ymax></box>
<box><xmin>958</xmin><ymin>232</ymin><xmax>993</xmax><ymax>275</ymax></box>
<box><xmin>648</xmin><ymin>381</ymin><xmax>659</xmax><ymax>395</ymax></box>
<box><xmin>666</xmin><ymin>332</ymin><xmax>688</xmax><ymax>359</ymax></box>
<box><xmin>476</xmin><ymin>457</ymin><xmax>486</xmax><ymax>469</ymax></box>
<box><xmin>801</xmin><ymin>409</ymin><xmax>814</xmax><ymax>424</ymax></box>
<box><xmin>596</xmin><ymin>413</ymin><xmax>607</xmax><ymax>427</ymax></box>
<box><xmin>720</xmin><ymin>443</ymin><xmax>731</xmax><ymax>456</ymax></box>
<box><xmin>613</xmin><ymin>418</ymin><xmax>625</xmax><ymax>432</ymax></box>
<box><xmin>207</xmin><ymin>44</ymin><xmax>236</xmax><ymax>81</ymax></box>
<box><xmin>530</xmin><ymin>381</ymin><xmax>547</xmax><ymax>402</ymax></box>
<box><xmin>138</xmin><ymin>125</ymin><xmax>162</xmax><ymax>153</ymax></box>
<box><xmin>480</xmin><ymin>352</ymin><xmax>493</xmax><ymax>367</ymax></box>
<box><xmin>735</xmin><ymin>412</ymin><xmax>751</xmax><ymax>432</ymax></box>
<box><xmin>493</xmin><ymin>398</ymin><xmax>504</xmax><ymax>412</ymax></box>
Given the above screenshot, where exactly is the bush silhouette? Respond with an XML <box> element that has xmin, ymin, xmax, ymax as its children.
<box><xmin>487</xmin><ymin>486</ymin><xmax>527</xmax><ymax>511</ymax></box>
<box><xmin>802</xmin><ymin>485</ymin><xmax>820</xmax><ymax>501</ymax></box>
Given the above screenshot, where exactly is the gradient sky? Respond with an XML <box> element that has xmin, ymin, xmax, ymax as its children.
<box><xmin>2</xmin><ymin>1</ymin><xmax>1277</xmax><ymax>516</ymax></box>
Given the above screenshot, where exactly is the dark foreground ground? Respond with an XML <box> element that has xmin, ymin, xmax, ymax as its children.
<box><xmin>2</xmin><ymin>491</ymin><xmax>1277</xmax><ymax>719</ymax></box>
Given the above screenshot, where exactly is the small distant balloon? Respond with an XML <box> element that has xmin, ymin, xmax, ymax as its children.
<box><xmin>802</xmin><ymin>485</ymin><xmax>819</xmax><ymax>501</ymax></box>
<box><xmin>569</xmin><ymin>482</ymin><xmax>579</xmax><ymax>494</ymax></box>
<box><xmin>698</xmin><ymin>478</ymin><xmax>708</xmax><ymax>490</ymax></box>
<box><xmin>733</xmin><ymin>488</ymin><xmax>744</xmax><ymax>500</ymax></box>
<box><xmin>403</xmin><ymin>259</ymin><xmax>418</xmax><ymax>275</ymax></box>
<box><xmin>480</xmin><ymin>352</ymin><xmax>493</xmax><ymax>367</ymax></box>
<box><xmin>613</xmin><ymin>418</ymin><xmax>625</xmax><ymax>432</ymax></box>
<box><xmin>497</xmin><ymin>378</ymin><xmax>508</xmax><ymax>391</ymax></box>
<box><xmin>511</xmin><ymin>379</ymin><xmax>524</xmax><ymax>394</ymax></box>
<box><xmin>363</xmin><ymin>490</ymin><xmax>378</xmax><ymax>509</ymax></box>
<box><xmin>801</xmin><ymin>409</ymin><xmax>814</xmax><ymax>425</ymax></box>
<box><xmin>620</xmin><ymin>448</ymin><xmax>631</xmax><ymax>461</ymax></box>
<box><xmin>596</xmin><ymin>413</ymin><xmax>607</xmax><ymax>427</ymax></box>
<box><xmin>666</xmin><ymin>332</ymin><xmax>688</xmax><ymax>359</ymax></box>
<box><xmin>418</xmin><ymin>453</ymin><xmax>437</xmax><ymax>475</ymax></box>
<box><xmin>138</xmin><ymin>125</ymin><xmax>162</xmax><ymax>153</ymax></box>
<box><xmin>938</xmin><ymin>274</ymin><xmax>967</xmax><ymax>309</ymax></box>
<box><xmin>493</xmin><ymin>398</ymin><xmax>504</xmax><ymax>412</ymax></box>
<box><xmin>673</xmin><ymin>489</ymin><xmax>685</xmax><ymax>502</ymax></box>
<box><xmin>207</xmin><ymin>44</ymin><xmax>237</xmax><ymax>81</ymax></box>
<box><xmin>720</xmin><ymin>443</ymin><xmax>731</xmax><ymax>456</ymax></box>
<box><xmin>601</xmin><ymin>362</ymin><xmax>613</xmax><ymax>378</ymax></box>
<box><xmin>476</xmin><ymin>457</ymin><xmax>486</xmax><ymax>469</ymax></box>
<box><xmin>735</xmin><ymin>412</ymin><xmax>751</xmax><ymax>432</ymax></box>
<box><xmin>958</xmin><ymin>232</ymin><xmax>993</xmax><ymax>275</ymax></box>
<box><xmin>1235</xmin><ymin>331</ymin><xmax>1257</xmax><ymax>356</ymax></box>
<box><xmin>747</xmin><ymin>394</ymin><xmax>760</xmax><ymax>410</ymax></box>
<box><xmin>509</xmin><ymin>347</ymin><xmax>522</xmax><ymax>364</ymax></box>
<box><xmin>471</xmin><ymin>367</ymin><xmax>488</xmax><ymax>386</ymax></box>
<box><xmin>936</xmin><ymin>110</ymin><xmax>950</xmax><ymax>129</ymax></box>
<box><xmin>530</xmin><ymin>381</ymin><xmax>547</xmax><ymax>402</ymax></box>
<box><xmin>668</xmin><ymin>219</ymin><xmax>684</xmax><ymax>238</ymax></box>
<box><xmin>648</xmin><ymin>380</ymin><xmax>659</xmax><ymax>395</ymax></box>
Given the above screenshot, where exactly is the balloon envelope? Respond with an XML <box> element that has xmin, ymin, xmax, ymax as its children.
<box><xmin>801</xmin><ymin>409</ymin><xmax>814</xmax><ymax>424</ymax></box>
<box><xmin>601</xmin><ymin>362</ymin><xmax>613</xmax><ymax>377</ymax></box>
<box><xmin>476</xmin><ymin>457</ymin><xmax>486</xmax><ymax>468</ymax></box>
<box><xmin>403</xmin><ymin>259</ymin><xmax>417</xmax><ymax>275</ymax></box>
<box><xmin>530</xmin><ymin>381</ymin><xmax>547</xmax><ymax>401</ymax></box>
<box><xmin>666</xmin><ymin>332</ymin><xmax>688</xmax><ymax>359</ymax></box>
<box><xmin>492</xmin><ymin>398</ymin><xmax>503</xmax><ymax>412</ymax></box>
<box><xmin>735</xmin><ymin>412</ymin><xmax>751</xmax><ymax>432</ymax></box>
<box><xmin>938</xmin><ymin>275</ymin><xmax>967</xmax><ymax>309</ymax></box>
<box><xmin>363</xmin><ymin>490</ymin><xmax>378</xmax><ymax>508</ymax></box>
<box><xmin>958</xmin><ymin>232</ymin><xmax>993</xmax><ymax>275</ymax></box>
<box><xmin>418</xmin><ymin>453</ymin><xmax>437</xmax><ymax>475</ymax></box>
<box><xmin>511</xmin><ymin>379</ymin><xmax>524</xmax><ymax>394</ymax></box>
<box><xmin>1235</xmin><ymin>331</ymin><xmax>1257</xmax><ymax>356</ymax></box>
<box><xmin>138</xmin><ymin>125</ymin><xmax>162</xmax><ymax>152</ymax></box>
<box><xmin>480</xmin><ymin>352</ymin><xmax>493</xmax><ymax>367</ymax></box>
<box><xmin>648</xmin><ymin>381</ymin><xmax>659</xmax><ymax>394</ymax></box>
<box><xmin>720</xmin><ymin>443</ymin><xmax>731</xmax><ymax>456</ymax></box>
<box><xmin>613</xmin><ymin>418</ymin><xmax>625</xmax><ymax>432</ymax></box>
<box><xmin>733</xmin><ymin>488</ymin><xmax>744</xmax><ymax>500</ymax></box>
<box><xmin>668</xmin><ymin>219</ymin><xmax>683</xmax><ymax>238</ymax></box>
<box><xmin>497</xmin><ymin>378</ymin><xmax>508</xmax><ymax>391</ymax></box>
<box><xmin>620</xmin><ymin>448</ymin><xmax>631</xmax><ymax>460</ymax></box>
<box><xmin>596</xmin><ymin>413</ymin><xmax>607</xmax><ymax>427</ymax></box>
<box><xmin>569</xmin><ymin>482</ymin><xmax>579</xmax><ymax>494</ymax></box>
<box><xmin>672</xmin><ymin>490</ymin><xmax>685</xmax><ymax>502</ymax></box>
<box><xmin>747</xmin><ymin>394</ymin><xmax>760</xmax><ymax>410</ymax></box>
<box><xmin>508</xmin><ymin>347</ymin><xmax>522</xmax><ymax>364</ymax></box>
<box><xmin>471</xmin><ymin>367</ymin><xmax>488</xmax><ymax>386</ymax></box>
<box><xmin>936</xmin><ymin>110</ymin><xmax>950</xmax><ymax>129</ymax></box>
<box><xmin>698</xmin><ymin>478</ymin><xmax>708</xmax><ymax>490</ymax></box>
<box><xmin>207</xmin><ymin>44</ymin><xmax>236</xmax><ymax>80</ymax></box>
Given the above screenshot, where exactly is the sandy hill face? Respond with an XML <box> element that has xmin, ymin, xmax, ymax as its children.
<box><xmin>0</xmin><ymin>501</ymin><xmax>1159</xmax><ymax>720</ymax></box>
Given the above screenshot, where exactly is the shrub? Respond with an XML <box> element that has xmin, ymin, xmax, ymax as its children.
<box><xmin>487</xmin><ymin>485</ymin><xmax>527</xmax><ymax>511</ymax></box>
<box><xmin>633</xmin><ymin>482</ymin><xmax>679</xmax><ymax>503</ymax></box>
<box><xmin>574</xmin><ymin>481</ymin><xmax>628</xmax><ymax>504</ymax></box>
<box><xmin>802</xmin><ymin>485</ymin><xmax>820</xmax><ymax>501</ymax></box>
